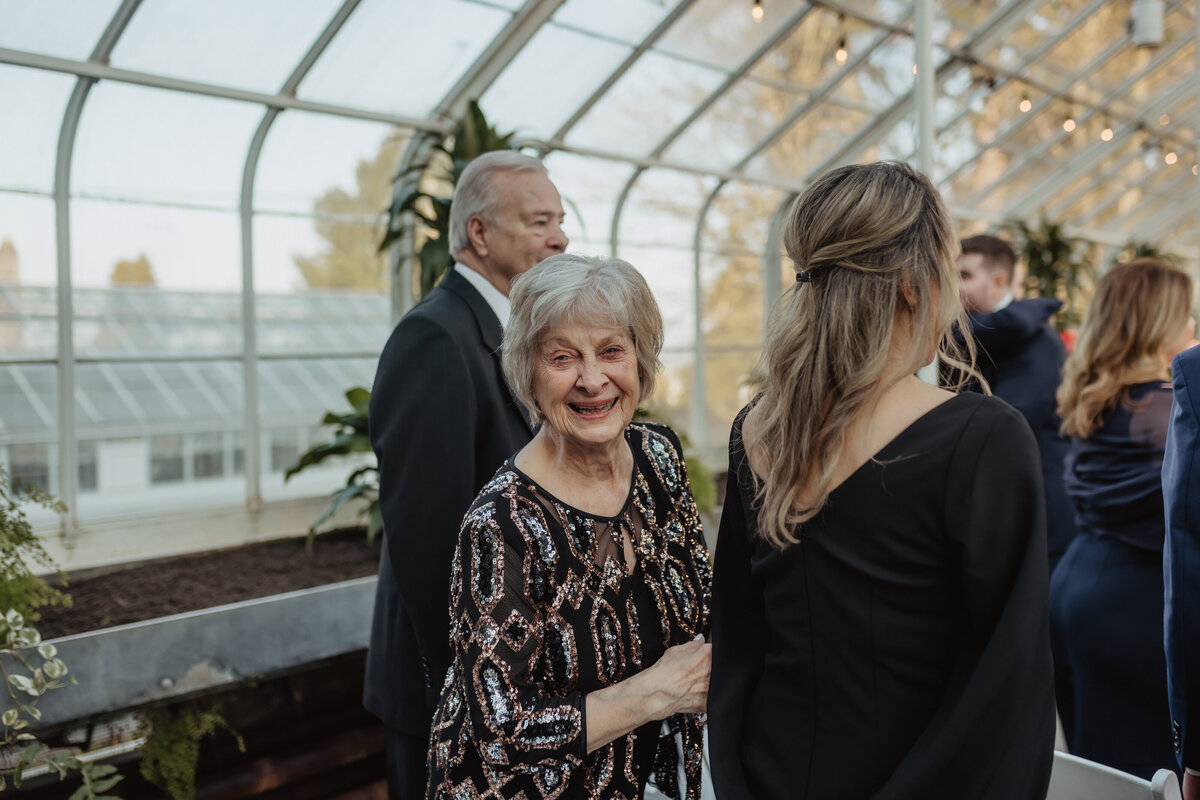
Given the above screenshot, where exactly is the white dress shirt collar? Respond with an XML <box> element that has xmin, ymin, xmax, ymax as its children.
<box><xmin>454</xmin><ymin>263</ymin><xmax>510</xmax><ymax>329</ymax></box>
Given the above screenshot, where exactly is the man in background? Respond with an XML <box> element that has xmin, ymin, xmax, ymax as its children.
<box><xmin>364</xmin><ymin>151</ymin><xmax>567</xmax><ymax>798</ymax></box>
<box><xmin>959</xmin><ymin>234</ymin><xmax>1075</xmax><ymax>572</ymax></box>
<box><xmin>1164</xmin><ymin>343</ymin><xmax>1200</xmax><ymax>799</ymax></box>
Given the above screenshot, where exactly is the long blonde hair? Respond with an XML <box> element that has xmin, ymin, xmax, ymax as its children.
<box><xmin>747</xmin><ymin>161</ymin><xmax>974</xmax><ymax>548</ymax></box>
<box><xmin>1057</xmin><ymin>258</ymin><xmax>1193</xmax><ymax>439</ymax></box>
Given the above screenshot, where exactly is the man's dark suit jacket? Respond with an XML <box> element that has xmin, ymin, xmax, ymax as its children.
<box><xmin>969</xmin><ymin>297</ymin><xmax>1076</xmax><ymax>569</ymax></box>
<box><xmin>1164</xmin><ymin>345</ymin><xmax>1200</xmax><ymax>771</ymax></box>
<box><xmin>363</xmin><ymin>267</ymin><xmax>533</xmax><ymax>736</ymax></box>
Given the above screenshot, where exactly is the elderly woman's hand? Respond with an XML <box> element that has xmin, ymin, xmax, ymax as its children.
<box><xmin>584</xmin><ymin>636</ymin><xmax>712</xmax><ymax>753</ymax></box>
<box><xmin>641</xmin><ymin>637</ymin><xmax>712</xmax><ymax>718</ymax></box>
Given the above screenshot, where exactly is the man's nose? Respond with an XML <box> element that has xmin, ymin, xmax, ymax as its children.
<box><xmin>546</xmin><ymin>223</ymin><xmax>567</xmax><ymax>253</ymax></box>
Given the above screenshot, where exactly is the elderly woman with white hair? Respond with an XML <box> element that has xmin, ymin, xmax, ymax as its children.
<box><xmin>425</xmin><ymin>253</ymin><xmax>712</xmax><ymax>800</ymax></box>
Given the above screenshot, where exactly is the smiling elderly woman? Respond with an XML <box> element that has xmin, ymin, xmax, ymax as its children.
<box><xmin>424</xmin><ymin>253</ymin><xmax>712</xmax><ymax>800</ymax></box>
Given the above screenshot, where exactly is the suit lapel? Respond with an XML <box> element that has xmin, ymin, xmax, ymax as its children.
<box><xmin>440</xmin><ymin>268</ymin><xmax>535</xmax><ymax>436</ymax></box>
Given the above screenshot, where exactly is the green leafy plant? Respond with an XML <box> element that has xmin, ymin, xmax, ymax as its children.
<box><xmin>1006</xmin><ymin>217</ymin><xmax>1094</xmax><ymax>330</ymax></box>
<box><xmin>0</xmin><ymin>466</ymin><xmax>70</xmax><ymax>621</ymax></box>
<box><xmin>1110</xmin><ymin>240</ymin><xmax>1175</xmax><ymax>267</ymax></box>
<box><xmin>380</xmin><ymin>99</ymin><xmax>516</xmax><ymax>299</ymax></box>
<box><xmin>0</xmin><ymin>612</ymin><xmax>120</xmax><ymax>798</ymax></box>
<box><xmin>285</xmin><ymin>387</ymin><xmax>380</xmax><ymax>546</ymax></box>
<box><xmin>139</xmin><ymin>703</ymin><xmax>244</xmax><ymax>800</ymax></box>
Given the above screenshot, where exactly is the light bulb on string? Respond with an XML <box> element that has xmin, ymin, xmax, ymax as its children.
<box><xmin>1100</xmin><ymin>118</ymin><xmax>1114</xmax><ymax>141</ymax></box>
<box><xmin>1165</xmin><ymin>150</ymin><xmax>1178</xmax><ymax>165</ymax></box>
<box><xmin>1019</xmin><ymin>94</ymin><xmax>1032</xmax><ymax>113</ymax></box>
<box><xmin>1062</xmin><ymin>115</ymin><xmax>1076</xmax><ymax>133</ymax></box>
<box><xmin>835</xmin><ymin>38</ymin><xmax>848</xmax><ymax>64</ymax></box>
<box><xmin>1192</xmin><ymin>164</ymin><xmax>1198</xmax><ymax>176</ymax></box>
<box><xmin>1159</xmin><ymin>113</ymin><xmax>1171</xmax><ymax>126</ymax></box>
<box><xmin>751</xmin><ymin>0</ymin><xmax>764</xmax><ymax>23</ymax></box>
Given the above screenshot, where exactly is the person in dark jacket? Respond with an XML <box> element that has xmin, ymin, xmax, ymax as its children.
<box><xmin>364</xmin><ymin>151</ymin><xmax>567</xmax><ymax>799</ymax></box>
<box><xmin>959</xmin><ymin>234</ymin><xmax>1075</xmax><ymax>572</ymax></box>
<box><xmin>1051</xmin><ymin>258</ymin><xmax>1195</xmax><ymax>778</ymax></box>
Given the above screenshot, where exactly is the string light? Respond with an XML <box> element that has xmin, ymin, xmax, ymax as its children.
<box><xmin>1159</xmin><ymin>113</ymin><xmax>1171</xmax><ymax>126</ymax></box>
<box><xmin>751</xmin><ymin>0</ymin><xmax>764</xmax><ymax>22</ymax></box>
<box><xmin>1165</xmin><ymin>150</ymin><xmax>1178</xmax><ymax>165</ymax></box>
<box><xmin>912</xmin><ymin>63</ymin><xmax>918</xmax><ymax>75</ymax></box>
<box><xmin>1019</xmin><ymin>94</ymin><xmax>1032</xmax><ymax>113</ymax></box>
<box><xmin>1192</xmin><ymin>164</ymin><xmax>1198</xmax><ymax>175</ymax></box>
<box><xmin>835</xmin><ymin>37</ymin><xmax>848</xmax><ymax>64</ymax></box>
<box><xmin>1062</xmin><ymin>115</ymin><xmax>1076</xmax><ymax>133</ymax></box>
<box><xmin>1100</xmin><ymin>117</ymin><xmax>1114</xmax><ymax>141</ymax></box>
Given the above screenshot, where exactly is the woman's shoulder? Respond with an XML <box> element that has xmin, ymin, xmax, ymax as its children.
<box><xmin>629</xmin><ymin>419</ymin><xmax>685</xmax><ymax>456</ymax></box>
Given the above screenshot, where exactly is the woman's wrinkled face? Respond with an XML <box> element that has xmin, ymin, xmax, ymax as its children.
<box><xmin>533</xmin><ymin>322</ymin><xmax>639</xmax><ymax>450</ymax></box>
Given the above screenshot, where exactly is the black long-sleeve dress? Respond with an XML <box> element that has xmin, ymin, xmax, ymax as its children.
<box><xmin>426</xmin><ymin>422</ymin><xmax>710</xmax><ymax>800</ymax></box>
<box><xmin>710</xmin><ymin>392</ymin><xmax>1055</xmax><ymax>799</ymax></box>
<box><xmin>1050</xmin><ymin>380</ymin><xmax>1175</xmax><ymax>778</ymax></box>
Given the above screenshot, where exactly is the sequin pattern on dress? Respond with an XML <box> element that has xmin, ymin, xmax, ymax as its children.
<box><xmin>425</xmin><ymin>423</ymin><xmax>710</xmax><ymax>800</ymax></box>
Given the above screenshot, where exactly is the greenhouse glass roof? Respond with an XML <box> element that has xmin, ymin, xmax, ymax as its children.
<box><xmin>0</xmin><ymin>0</ymin><xmax>1197</xmax><ymax>534</ymax></box>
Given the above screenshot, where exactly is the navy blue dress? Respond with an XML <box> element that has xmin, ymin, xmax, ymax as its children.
<box><xmin>1050</xmin><ymin>380</ymin><xmax>1176</xmax><ymax>778</ymax></box>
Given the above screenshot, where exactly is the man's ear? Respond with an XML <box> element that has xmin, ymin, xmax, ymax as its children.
<box><xmin>993</xmin><ymin>267</ymin><xmax>1011</xmax><ymax>291</ymax></box>
<box><xmin>466</xmin><ymin>215</ymin><xmax>489</xmax><ymax>257</ymax></box>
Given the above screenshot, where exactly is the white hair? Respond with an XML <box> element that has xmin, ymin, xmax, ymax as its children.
<box><xmin>502</xmin><ymin>253</ymin><xmax>664</xmax><ymax>425</ymax></box>
<box><xmin>449</xmin><ymin>152</ymin><xmax>550</xmax><ymax>255</ymax></box>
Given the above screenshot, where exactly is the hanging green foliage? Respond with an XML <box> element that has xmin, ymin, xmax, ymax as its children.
<box><xmin>0</xmin><ymin>466</ymin><xmax>69</xmax><ymax>623</ymax></box>
<box><xmin>380</xmin><ymin>99</ymin><xmax>517</xmax><ymax>299</ymax></box>
<box><xmin>138</xmin><ymin>703</ymin><xmax>244</xmax><ymax>800</ymax></box>
<box><xmin>1006</xmin><ymin>217</ymin><xmax>1094</xmax><ymax>330</ymax></box>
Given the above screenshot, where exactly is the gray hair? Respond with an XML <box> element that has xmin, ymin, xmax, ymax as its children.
<box><xmin>503</xmin><ymin>253</ymin><xmax>664</xmax><ymax>424</ymax></box>
<box><xmin>449</xmin><ymin>151</ymin><xmax>549</xmax><ymax>254</ymax></box>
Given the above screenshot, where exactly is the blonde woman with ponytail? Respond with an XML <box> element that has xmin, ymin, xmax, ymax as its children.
<box><xmin>1049</xmin><ymin>259</ymin><xmax>1194</xmax><ymax>778</ymax></box>
<box><xmin>709</xmin><ymin>162</ymin><xmax>1055</xmax><ymax>799</ymax></box>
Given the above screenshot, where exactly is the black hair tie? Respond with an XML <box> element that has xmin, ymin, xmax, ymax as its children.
<box><xmin>796</xmin><ymin>271</ymin><xmax>813</xmax><ymax>283</ymax></box>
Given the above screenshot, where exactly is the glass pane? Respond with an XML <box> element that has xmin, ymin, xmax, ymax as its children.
<box><xmin>744</xmin><ymin>104</ymin><xmax>872</xmax><ymax>182</ymax></box>
<box><xmin>73</xmin><ymin>83</ymin><xmax>260</xmax><ymax>207</ymax></box>
<box><xmin>541</xmin><ymin>152</ymin><xmax>634</xmax><ymax>252</ymax></box>
<box><xmin>481</xmin><ymin>25</ymin><xmax>631</xmax><ymax>142</ymax></box>
<box><xmin>0</xmin><ymin>364</ymin><xmax>55</xmax><ymax>433</ymax></box>
<box><xmin>616</xmin><ymin>245</ymin><xmax>694</xmax><ymax>352</ymax></box>
<box><xmin>73</xmin><ymin>359</ymin><xmax>245</xmax><ymax>520</ymax></box>
<box><xmin>299</xmin><ymin>0</ymin><xmax>512</xmax><ymax>118</ymax></box>
<box><xmin>553</xmin><ymin>0</ymin><xmax>673</xmax><ymax>46</ymax></box>
<box><xmin>258</xmin><ymin>356</ymin><xmax>376</xmax><ymax>503</ymax></box>
<box><xmin>255</xmin><ymin>274</ymin><xmax>391</xmax><ymax>357</ymax></box>
<box><xmin>0</xmin><ymin>0</ymin><xmax>120</xmax><ymax>60</ymax></box>
<box><xmin>0</xmin><ymin>65</ymin><xmax>76</xmax><ymax>194</ymax></box>
<box><xmin>565</xmin><ymin>52</ymin><xmax>725</xmax><ymax>157</ymax></box>
<box><xmin>255</xmin><ymin>113</ymin><xmax>405</xmax><ymax>215</ymax></box>
<box><xmin>663</xmin><ymin>78</ymin><xmax>804</xmax><ymax>172</ymax></box>
<box><xmin>656</xmin><ymin>0</ymin><xmax>809</xmax><ymax>73</ymax></box>
<box><xmin>0</xmin><ymin>195</ymin><xmax>58</xmax><ymax>359</ymax></box>
<box><xmin>7</xmin><ymin>442</ymin><xmax>51</xmax><ymax>493</ymax></box>
<box><xmin>71</xmin><ymin>200</ymin><xmax>242</xmax><ymax>294</ymax></box>
<box><xmin>750</xmin><ymin>9</ymin><xmax>885</xmax><ymax>93</ymax></box>
<box><xmin>703</xmin><ymin>349</ymin><xmax>759</xmax><ymax>460</ymax></box>
<box><xmin>109</xmin><ymin>0</ymin><xmax>344</xmax><ymax>94</ymax></box>
<box><xmin>619</xmin><ymin>170</ymin><xmax>719</xmax><ymax>249</ymax></box>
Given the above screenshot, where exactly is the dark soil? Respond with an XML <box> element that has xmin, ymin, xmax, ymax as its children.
<box><xmin>35</xmin><ymin>527</ymin><xmax>380</xmax><ymax>640</ymax></box>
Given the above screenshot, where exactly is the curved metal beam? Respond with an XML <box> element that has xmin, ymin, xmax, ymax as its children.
<box><xmin>0</xmin><ymin>46</ymin><xmax>450</xmax><ymax>134</ymax></box>
<box><xmin>689</xmin><ymin>181</ymin><xmax>726</xmax><ymax>455</ymax></box>
<box><xmin>548</xmin><ymin>0</ymin><xmax>699</xmax><ymax>148</ymax></box>
<box><xmin>239</xmin><ymin>0</ymin><xmax>364</xmax><ymax>511</ymax></box>
<box><xmin>54</xmin><ymin>0</ymin><xmax>143</xmax><ymax>534</ymax></box>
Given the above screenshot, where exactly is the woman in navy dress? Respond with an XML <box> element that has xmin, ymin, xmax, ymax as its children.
<box><xmin>709</xmin><ymin>162</ymin><xmax>1056</xmax><ymax>799</ymax></box>
<box><xmin>1051</xmin><ymin>258</ymin><xmax>1195</xmax><ymax>778</ymax></box>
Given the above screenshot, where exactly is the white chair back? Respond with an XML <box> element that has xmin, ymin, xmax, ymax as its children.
<box><xmin>1046</xmin><ymin>751</ymin><xmax>1181</xmax><ymax>800</ymax></box>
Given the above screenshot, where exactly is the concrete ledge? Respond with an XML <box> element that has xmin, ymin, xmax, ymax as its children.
<box><xmin>32</xmin><ymin>576</ymin><xmax>376</xmax><ymax>728</ymax></box>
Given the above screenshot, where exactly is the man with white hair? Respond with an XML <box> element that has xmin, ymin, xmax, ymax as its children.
<box><xmin>363</xmin><ymin>151</ymin><xmax>567</xmax><ymax>798</ymax></box>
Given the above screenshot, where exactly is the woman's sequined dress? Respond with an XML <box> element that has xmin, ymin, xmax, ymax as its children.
<box><xmin>426</xmin><ymin>422</ymin><xmax>711</xmax><ymax>799</ymax></box>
